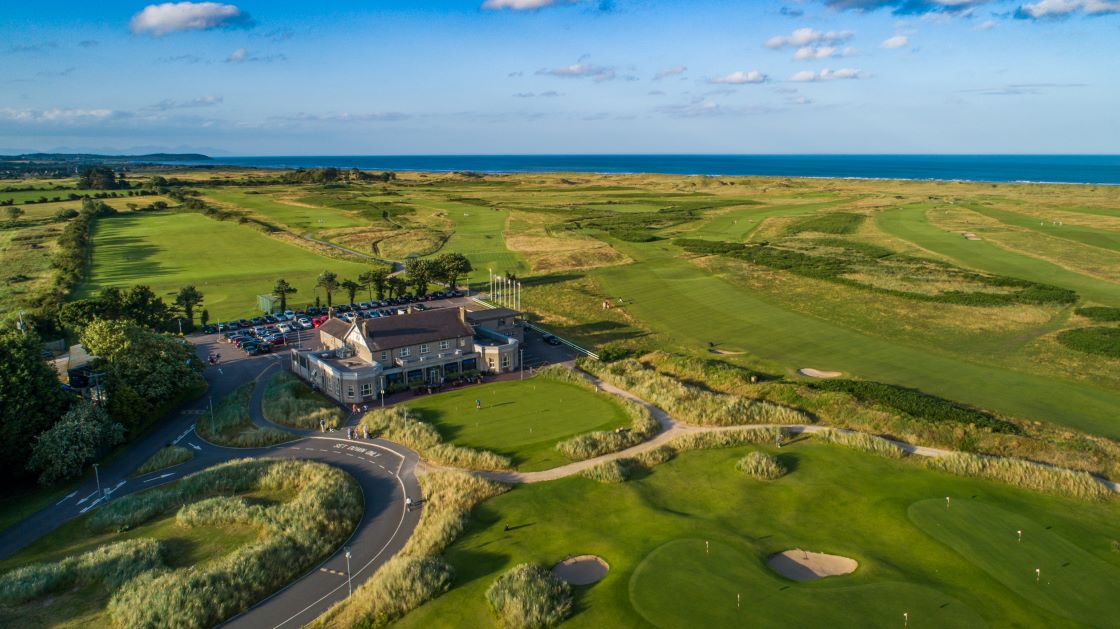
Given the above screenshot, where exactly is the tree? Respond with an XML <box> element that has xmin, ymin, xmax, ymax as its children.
<box><xmin>387</xmin><ymin>275</ymin><xmax>407</xmax><ymax>299</ymax></box>
<box><xmin>404</xmin><ymin>258</ymin><xmax>436</xmax><ymax>295</ymax></box>
<box><xmin>358</xmin><ymin>267</ymin><xmax>390</xmax><ymax>300</ymax></box>
<box><xmin>27</xmin><ymin>401</ymin><xmax>123</xmax><ymax>485</ymax></box>
<box><xmin>200</xmin><ymin>308</ymin><xmax>210</xmax><ymax>327</ymax></box>
<box><xmin>341</xmin><ymin>279</ymin><xmax>361</xmax><ymax>305</ymax></box>
<box><xmin>78</xmin><ymin>166</ymin><xmax>123</xmax><ymax>190</ymax></box>
<box><xmin>316</xmin><ymin>271</ymin><xmax>339</xmax><ymax>307</ymax></box>
<box><xmin>435</xmin><ymin>253</ymin><xmax>472</xmax><ymax>290</ymax></box>
<box><xmin>174</xmin><ymin>285</ymin><xmax>204</xmax><ymax>328</ymax></box>
<box><xmin>0</xmin><ymin>332</ymin><xmax>72</xmax><ymax>481</ymax></box>
<box><xmin>5</xmin><ymin>206</ymin><xmax>23</xmax><ymax>221</ymax></box>
<box><xmin>272</xmin><ymin>278</ymin><xmax>298</xmax><ymax>312</ymax></box>
<box><xmin>120</xmin><ymin>285</ymin><xmax>171</xmax><ymax>329</ymax></box>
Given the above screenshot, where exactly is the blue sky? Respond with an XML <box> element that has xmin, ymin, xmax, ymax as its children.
<box><xmin>1</xmin><ymin>0</ymin><xmax>1117</xmax><ymax>154</ymax></box>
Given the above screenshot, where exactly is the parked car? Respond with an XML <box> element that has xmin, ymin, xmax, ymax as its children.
<box><xmin>297</xmin><ymin>318</ymin><xmax>313</xmax><ymax>330</ymax></box>
<box><xmin>238</xmin><ymin>318</ymin><xmax>251</xmax><ymax>327</ymax></box>
<box><xmin>246</xmin><ymin>343</ymin><xmax>272</xmax><ymax>355</ymax></box>
<box><xmin>200</xmin><ymin>325</ymin><xmax>218</xmax><ymax>334</ymax></box>
<box><xmin>413</xmin><ymin>303</ymin><xmax>427</xmax><ymax>311</ymax></box>
<box><xmin>542</xmin><ymin>334</ymin><xmax>562</xmax><ymax>346</ymax></box>
<box><xmin>277</xmin><ymin>322</ymin><xmax>292</xmax><ymax>333</ymax></box>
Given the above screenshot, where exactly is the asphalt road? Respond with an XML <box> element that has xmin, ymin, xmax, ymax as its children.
<box><xmin>0</xmin><ymin>327</ymin><xmax>422</xmax><ymax>628</ymax></box>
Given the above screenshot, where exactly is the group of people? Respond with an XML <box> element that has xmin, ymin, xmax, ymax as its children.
<box><xmin>600</xmin><ymin>296</ymin><xmax>626</xmax><ymax>311</ymax></box>
<box><xmin>318</xmin><ymin>418</ymin><xmax>371</xmax><ymax>441</ymax></box>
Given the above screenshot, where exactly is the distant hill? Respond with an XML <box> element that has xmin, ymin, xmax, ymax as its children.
<box><xmin>7</xmin><ymin>153</ymin><xmax>212</xmax><ymax>162</ymax></box>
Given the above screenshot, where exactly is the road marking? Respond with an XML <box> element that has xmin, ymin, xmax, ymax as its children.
<box><xmin>188</xmin><ymin>442</ymin><xmax>202</xmax><ymax>451</ymax></box>
<box><xmin>182</xmin><ymin>409</ymin><xmax>206</xmax><ymax>415</ymax></box>
<box><xmin>76</xmin><ymin>489</ymin><xmax>98</xmax><ymax>505</ymax></box>
<box><xmin>171</xmin><ymin>425</ymin><xmax>195</xmax><ymax>445</ymax></box>
<box><xmin>55</xmin><ymin>491</ymin><xmax>78</xmax><ymax>506</ymax></box>
<box><xmin>143</xmin><ymin>472</ymin><xmax>175</xmax><ymax>483</ymax></box>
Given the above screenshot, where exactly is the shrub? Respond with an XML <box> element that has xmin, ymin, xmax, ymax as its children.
<box><xmin>633</xmin><ymin>445</ymin><xmax>676</xmax><ymax>468</ymax></box>
<box><xmin>1057</xmin><ymin>327</ymin><xmax>1120</xmax><ymax>359</ymax></box>
<box><xmin>486</xmin><ymin>563</ymin><xmax>573</xmax><ymax>629</ymax></box>
<box><xmin>28</xmin><ymin>401</ymin><xmax>124</xmax><ymax>485</ymax></box>
<box><xmin>927</xmin><ymin>453</ymin><xmax>1112</xmax><ymax>501</ymax></box>
<box><xmin>667</xmin><ymin>427</ymin><xmax>784</xmax><ymax>451</ymax></box>
<box><xmin>555</xmin><ymin>398</ymin><xmax>660</xmax><ymax>461</ymax></box>
<box><xmin>1074</xmin><ymin>306</ymin><xmax>1120</xmax><ymax>322</ymax></box>
<box><xmin>785</xmin><ymin>212</ymin><xmax>865</xmax><ymax>235</ymax></box>
<box><xmin>0</xmin><ymin>539</ymin><xmax>164</xmax><ymax>605</ymax></box>
<box><xmin>808</xmin><ymin>379</ymin><xmax>1020</xmax><ymax>434</ymax></box>
<box><xmin>580</xmin><ymin>459</ymin><xmax>633</xmax><ymax>483</ymax></box>
<box><xmin>361</xmin><ymin>406</ymin><xmax>512</xmax><ymax>470</ymax></box>
<box><xmin>813</xmin><ymin>428</ymin><xmax>908</xmax><ymax>459</ymax></box>
<box><xmin>735</xmin><ymin>451</ymin><xmax>786</xmax><ymax>480</ymax></box>
<box><xmin>262</xmin><ymin>371</ymin><xmax>345</xmax><ymax>430</ymax></box>
<box><xmin>583</xmin><ymin>359</ymin><xmax>809</xmax><ymax>427</ymax></box>
<box><xmin>134</xmin><ymin>445</ymin><xmax>194</xmax><ymax>476</ymax></box>
<box><xmin>194</xmin><ymin>383</ymin><xmax>293</xmax><ymax>448</ymax></box>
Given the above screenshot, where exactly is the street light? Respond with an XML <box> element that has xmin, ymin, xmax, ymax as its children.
<box><xmin>520</xmin><ymin>348</ymin><xmax>524</xmax><ymax>380</ymax></box>
<box><xmin>93</xmin><ymin>462</ymin><xmax>102</xmax><ymax>498</ymax></box>
<box><xmin>209</xmin><ymin>396</ymin><xmax>216</xmax><ymax>433</ymax></box>
<box><xmin>345</xmin><ymin>548</ymin><xmax>353</xmax><ymax>597</ymax></box>
<box><xmin>380</xmin><ymin>375</ymin><xmax>386</xmax><ymax>408</ymax></box>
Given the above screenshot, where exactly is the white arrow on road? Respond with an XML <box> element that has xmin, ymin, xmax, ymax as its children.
<box><xmin>76</xmin><ymin>489</ymin><xmax>98</xmax><ymax>505</ymax></box>
<box><xmin>172</xmin><ymin>424</ymin><xmax>196</xmax><ymax>445</ymax></box>
<box><xmin>188</xmin><ymin>442</ymin><xmax>202</xmax><ymax>451</ymax></box>
<box><xmin>55</xmin><ymin>491</ymin><xmax>78</xmax><ymax>506</ymax></box>
<box><xmin>143</xmin><ymin>473</ymin><xmax>175</xmax><ymax>483</ymax></box>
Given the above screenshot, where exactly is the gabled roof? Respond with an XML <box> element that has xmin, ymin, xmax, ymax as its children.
<box><xmin>359</xmin><ymin>307</ymin><xmax>473</xmax><ymax>352</ymax></box>
<box><xmin>317</xmin><ymin>318</ymin><xmax>352</xmax><ymax>340</ymax></box>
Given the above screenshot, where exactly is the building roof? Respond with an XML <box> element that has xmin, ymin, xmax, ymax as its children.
<box><xmin>359</xmin><ymin>307</ymin><xmax>473</xmax><ymax>352</ymax></box>
<box><xmin>465</xmin><ymin>307</ymin><xmax>521</xmax><ymax>324</ymax></box>
<box><xmin>318</xmin><ymin>317</ymin><xmax>352</xmax><ymax>340</ymax></box>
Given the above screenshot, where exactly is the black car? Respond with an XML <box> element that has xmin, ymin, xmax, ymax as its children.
<box><xmin>542</xmin><ymin>334</ymin><xmax>562</xmax><ymax>346</ymax></box>
<box><xmin>264</xmin><ymin>315</ymin><xmax>278</xmax><ymax>324</ymax></box>
<box><xmin>200</xmin><ymin>325</ymin><xmax>218</xmax><ymax>334</ymax></box>
<box><xmin>246</xmin><ymin>343</ymin><xmax>272</xmax><ymax>355</ymax></box>
<box><xmin>238</xmin><ymin>318</ymin><xmax>251</xmax><ymax>327</ymax></box>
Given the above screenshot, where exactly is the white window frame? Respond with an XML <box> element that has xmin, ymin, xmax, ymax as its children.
<box><xmin>459</xmin><ymin>337</ymin><xmax>467</xmax><ymax>347</ymax></box>
<box><xmin>399</xmin><ymin>347</ymin><xmax>411</xmax><ymax>357</ymax></box>
<box><xmin>360</xmin><ymin>383</ymin><xmax>372</xmax><ymax>397</ymax></box>
<box><xmin>380</xmin><ymin>350</ymin><xmax>389</xmax><ymax>362</ymax></box>
<box><xmin>501</xmin><ymin>354</ymin><xmax>510</xmax><ymax>368</ymax></box>
<box><xmin>420</xmin><ymin>343</ymin><xmax>430</xmax><ymax>354</ymax></box>
<box><xmin>439</xmin><ymin>340</ymin><xmax>450</xmax><ymax>350</ymax></box>
<box><xmin>346</xmin><ymin>385</ymin><xmax>355</xmax><ymax>399</ymax></box>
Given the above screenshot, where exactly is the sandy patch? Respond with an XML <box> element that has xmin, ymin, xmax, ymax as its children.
<box><xmin>708</xmin><ymin>348</ymin><xmax>745</xmax><ymax>356</ymax></box>
<box><xmin>551</xmin><ymin>555</ymin><xmax>609</xmax><ymax>585</ymax></box>
<box><xmin>767</xmin><ymin>549</ymin><xmax>857</xmax><ymax>581</ymax></box>
<box><xmin>798</xmin><ymin>368</ymin><xmax>842</xmax><ymax>378</ymax></box>
<box><xmin>962</xmin><ymin>232</ymin><xmax>982</xmax><ymax>241</ymax></box>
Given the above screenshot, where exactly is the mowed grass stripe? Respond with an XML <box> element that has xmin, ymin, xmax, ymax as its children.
<box><xmin>969</xmin><ymin>204</ymin><xmax>1120</xmax><ymax>253</ymax></box>
<box><xmin>411</xmin><ymin>196</ymin><xmax>528</xmax><ymax>280</ymax></box>
<box><xmin>593</xmin><ymin>241</ymin><xmax>1120</xmax><ymax>438</ymax></box>
<box><xmin>80</xmin><ymin>212</ymin><xmax>375</xmax><ymax>319</ymax></box>
<box><xmin>202</xmin><ymin>188</ymin><xmax>368</xmax><ymax>233</ymax></box>
<box><xmin>876</xmin><ymin>205</ymin><xmax>1120</xmax><ymax>305</ymax></box>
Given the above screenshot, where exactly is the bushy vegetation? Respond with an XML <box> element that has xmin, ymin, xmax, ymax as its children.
<box><xmin>813</xmin><ymin>428</ymin><xmax>908</xmax><ymax>459</ymax></box>
<box><xmin>192</xmin><ymin>383</ymin><xmax>293</xmax><ymax>448</ymax></box>
<box><xmin>666</xmin><ymin>426</ymin><xmax>784</xmax><ymax>451</ymax></box>
<box><xmin>99</xmin><ymin>459</ymin><xmax>362</xmax><ymax>628</ymax></box>
<box><xmin>785</xmin><ymin>212</ymin><xmax>865</xmax><ymax>235</ymax></box>
<box><xmin>633</xmin><ymin>444</ymin><xmax>676</xmax><ymax>468</ymax></box>
<box><xmin>0</xmin><ymin>331</ymin><xmax>72</xmax><ymax>481</ymax></box>
<box><xmin>0</xmin><ymin>539</ymin><xmax>163</xmax><ymax>605</ymax></box>
<box><xmin>675</xmin><ymin>237</ymin><xmax>1078</xmax><ymax>307</ymax></box>
<box><xmin>580</xmin><ymin>459</ymin><xmax>633</xmax><ymax>484</ymax></box>
<box><xmin>317</xmin><ymin>471</ymin><xmax>508</xmax><ymax>628</ymax></box>
<box><xmin>735</xmin><ymin>451</ymin><xmax>787</xmax><ymax>480</ymax></box>
<box><xmin>1057</xmin><ymin>327</ymin><xmax>1120</xmax><ymax>359</ymax></box>
<box><xmin>808</xmin><ymin>379</ymin><xmax>1020</xmax><ymax>434</ymax></box>
<box><xmin>555</xmin><ymin>396</ymin><xmax>659</xmax><ymax>461</ymax></box>
<box><xmin>485</xmin><ymin>563</ymin><xmax>573</xmax><ymax>629</ymax></box>
<box><xmin>28</xmin><ymin>401</ymin><xmax>124</xmax><ymax>484</ymax></box>
<box><xmin>927</xmin><ymin>453</ymin><xmax>1113</xmax><ymax>501</ymax></box>
<box><xmin>1074</xmin><ymin>306</ymin><xmax>1120</xmax><ymax>322</ymax></box>
<box><xmin>583</xmin><ymin>359</ymin><xmax>808</xmax><ymax>426</ymax></box>
<box><xmin>360</xmin><ymin>406</ymin><xmax>512</xmax><ymax>471</ymax></box>
<box><xmin>134</xmin><ymin>445</ymin><xmax>194</xmax><ymax>476</ymax></box>
<box><xmin>262</xmin><ymin>371</ymin><xmax>345</xmax><ymax>430</ymax></box>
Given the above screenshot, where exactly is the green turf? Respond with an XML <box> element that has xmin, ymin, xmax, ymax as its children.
<box><xmin>396</xmin><ymin>441</ymin><xmax>1120</xmax><ymax>628</ymax></box>
<box><xmin>969</xmin><ymin>205</ymin><xmax>1120</xmax><ymax>254</ymax></box>
<box><xmin>591</xmin><ymin>240</ymin><xmax>1120</xmax><ymax>439</ymax></box>
<box><xmin>403</xmin><ymin>378</ymin><xmax>630</xmax><ymax>471</ymax></box>
<box><xmin>411</xmin><ymin>196</ymin><xmax>528</xmax><ymax>284</ymax></box>
<box><xmin>688</xmin><ymin>199</ymin><xmax>856</xmax><ymax>243</ymax></box>
<box><xmin>78</xmin><ymin>211</ymin><xmax>377</xmax><ymax>319</ymax></box>
<box><xmin>908</xmin><ymin>499</ymin><xmax>1120</xmax><ymax>627</ymax></box>
<box><xmin>201</xmin><ymin>188</ymin><xmax>369</xmax><ymax>233</ymax></box>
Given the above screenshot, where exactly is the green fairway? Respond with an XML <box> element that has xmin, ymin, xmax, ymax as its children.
<box><xmin>202</xmin><ymin>188</ymin><xmax>369</xmax><ymax>233</ymax></box>
<box><xmin>969</xmin><ymin>205</ymin><xmax>1120</xmax><ymax>254</ymax></box>
<box><xmin>396</xmin><ymin>441</ymin><xmax>1120</xmax><ymax>628</ymax></box>
<box><xmin>411</xmin><ymin>196</ymin><xmax>528</xmax><ymax>282</ymax></box>
<box><xmin>79</xmin><ymin>211</ymin><xmax>376</xmax><ymax>319</ymax></box>
<box><xmin>908</xmin><ymin>499</ymin><xmax>1120</xmax><ymax>627</ymax></box>
<box><xmin>688</xmin><ymin>199</ymin><xmax>854</xmax><ymax>243</ymax></box>
<box><xmin>403</xmin><ymin>378</ymin><xmax>630</xmax><ymax>471</ymax></box>
<box><xmin>591</xmin><ymin>240</ymin><xmax>1120</xmax><ymax>438</ymax></box>
<box><xmin>876</xmin><ymin>205</ymin><xmax>1120</xmax><ymax>305</ymax></box>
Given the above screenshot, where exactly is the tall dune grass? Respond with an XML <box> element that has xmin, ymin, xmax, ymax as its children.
<box><xmin>813</xmin><ymin>428</ymin><xmax>908</xmax><ymax>459</ymax></box>
<box><xmin>927</xmin><ymin>452</ymin><xmax>1112</xmax><ymax>501</ymax></box>
<box><xmin>485</xmin><ymin>563</ymin><xmax>573</xmax><ymax>629</ymax></box>
<box><xmin>134</xmin><ymin>445</ymin><xmax>194</xmax><ymax>476</ymax></box>
<box><xmin>667</xmin><ymin>427</ymin><xmax>784</xmax><ymax>451</ymax></box>
<box><xmin>0</xmin><ymin>539</ymin><xmax>164</xmax><ymax>605</ymax></box>
<box><xmin>361</xmin><ymin>406</ymin><xmax>512</xmax><ymax>471</ymax></box>
<box><xmin>194</xmin><ymin>383</ymin><xmax>293</xmax><ymax>448</ymax></box>
<box><xmin>736</xmin><ymin>451</ymin><xmax>786</xmax><ymax>480</ymax></box>
<box><xmin>263</xmin><ymin>371</ymin><xmax>346</xmax><ymax>430</ymax></box>
<box><xmin>580</xmin><ymin>459</ymin><xmax>633</xmax><ymax>484</ymax></box>
<box><xmin>556</xmin><ymin>397</ymin><xmax>660</xmax><ymax>461</ymax></box>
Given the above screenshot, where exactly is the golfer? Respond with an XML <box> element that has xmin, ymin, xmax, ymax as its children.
<box><xmin>475</xmin><ymin>399</ymin><xmax>481</xmax><ymax>410</ymax></box>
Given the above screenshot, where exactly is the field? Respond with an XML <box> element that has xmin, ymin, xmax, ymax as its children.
<box><xmin>396</xmin><ymin>440</ymin><xmax>1120</xmax><ymax>628</ymax></box>
<box><xmin>403</xmin><ymin>378</ymin><xmax>630</xmax><ymax>471</ymax></box>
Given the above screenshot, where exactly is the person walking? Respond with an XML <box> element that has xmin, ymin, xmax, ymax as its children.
<box><xmin>405</xmin><ymin>497</ymin><xmax>413</xmax><ymax>512</ymax></box>
<box><xmin>362</xmin><ymin>424</ymin><xmax>369</xmax><ymax>440</ymax></box>
<box><xmin>475</xmin><ymin>398</ymin><xmax>482</xmax><ymax>410</ymax></box>
<box><xmin>320</xmin><ymin>418</ymin><xmax>326</xmax><ymax>433</ymax></box>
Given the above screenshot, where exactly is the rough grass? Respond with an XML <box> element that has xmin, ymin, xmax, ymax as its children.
<box><xmin>485</xmin><ymin>563</ymin><xmax>573</xmax><ymax>629</ymax></box>
<box><xmin>813</xmin><ymin>428</ymin><xmax>908</xmax><ymax>459</ymax></box>
<box><xmin>735</xmin><ymin>451</ymin><xmax>786</xmax><ymax>480</ymax></box>
<box><xmin>551</xmin><ymin>369</ymin><xmax>660</xmax><ymax>461</ymax></box>
<box><xmin>927</xmin><ymin>453</ymin><xmax>1113</xmax><ymax>501</ymax></box>
<box><xmin>134</xmin><ymin>446</ymin><xmax>194</xmax><ymax>476</ymax></box>
<box><xmin>0</xmin><ymin>539</ymin><xmax>164</xmax><ymax>605</ymax></box>
<box><xmin>1056</xmin><ymin>327</ymin><xmax>1120</xmax><ymax>359</ymax></box>
<box><xmin>262</xmin><ymin>371</ymin><xmax>346</xmax><ymax>430</ymax></box>
<box><xmin>194</xmin><ymin>382</ymin><xmax>293</xmax><ymax>448</ymax></box>
<box><xmin>360</xmin><ymin>406</ymin><xmax>513</xmax><ymax>471</ymax></box>
<box><xmin>666</xmin><ymin>427</ymin><xmax>784</xmax><ymax>452</ymax></box>
<box><xmin>580</xmin><ymin>459</ymin><xmax>633</xmax><ymax>484</ymax></box>
<box><xmin>785</xmin><ymin>211</ymin><xmax>866</xmax><ymax>235</ymax></box>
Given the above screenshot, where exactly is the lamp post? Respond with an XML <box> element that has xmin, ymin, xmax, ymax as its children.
<box><xmin>345</xmin><ymin>548</ymin><xmax>353</xmax><ymax>597</ymax></box>
<box><xmin>380</xmin><ymin>376</ymin><xmax>386</xmax><ymax>408</ymax></box>
<box><xmin>209</xmin><ymin>396</ymin><xmax>215</xmax><ymax>433</ymax></box>
<box><xmin>520</xmin><ymin>348</ymin><xmax>524</xmax><ymax>380</ymax></box>
<box><xmin>93</xmin><ymin>462</ymin><xmax>102</xmax><ymax>498</ymax></box>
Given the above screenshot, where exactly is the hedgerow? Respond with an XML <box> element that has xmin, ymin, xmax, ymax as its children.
<box><xmin>360</xmin><ymin>406</ymin><xmax>512</xmax><ymax>470</ymax></box>
<box><xmin>486</xmin><ymin>563</ymin><xmax>573</xmax><ymax>629</ymax></box>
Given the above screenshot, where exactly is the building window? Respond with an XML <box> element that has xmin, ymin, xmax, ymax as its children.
<box><xmin>459</xmin><ymin>337</ymin><xmax>466</xmax><ymax>347</ymax></box>
<box><xmin>488</xmin><ymin>358</ymin><xmax>496</xmax><ymax>370</ymax></box>
<box><xmin>439</xmin><ymin>340</ymin><xmax>449</xmax><ymax>350</ymax></box>
<box><xmin>380</xmin><ymin>351</ymin><xmax>389</xmax><ymax>362</ymax></box>
<box><xmin>420</xmin><ymin>343</ymin><xmax>430</xmax><ymax>354</ymax></box>
<box><xmin>360</xmin><ymin>383</ymin><xmax>372</xmax><ymax>397</ymax></box>
<box><xmin>400</xmin><ymin>347</ymin><xmax>411</xmax><ymax>357</ymax></box>
<box><xmin>346</xmin><ymin>385</ymin><xmax>354</xmax><ymax>399</ymax></box>
<box><xmin>501</xmin><ymin>354</ymin><xmax>510</xmax><ymax>368</ymax></box>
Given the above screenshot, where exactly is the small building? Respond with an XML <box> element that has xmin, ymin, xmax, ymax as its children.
<box><xmin>290</xmin><ymin>306</ymin><xmax>522</xmax><ymax>405</ymax></box>
<box><xmin>465</xmin><ymin>307</ymin><xmax>524</xmax><ymax>343</ymax></box>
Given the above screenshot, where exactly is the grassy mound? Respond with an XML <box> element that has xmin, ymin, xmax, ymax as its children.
<box><xmin>134</xmin><ymin>445</ymin><xmax>194</xmax><ymax>476</ymax></box>
<box><xmin>485</xmin><ymin>563</ymin><xmax>573</xmax><ymax>629</ymax></box>
<box><xmin>262</xmin><ymin>371</ymin><xmax>346</xmax><ymax>430</ymax></box>
<box><xmin>735</xmin><ymin>451</ymin><xmax>786</xmax><ymax>480</ymax></box>
<box><xmin>195</xmin><ymin>383</ymin><xmax>293</xmax><ymax>448</ymax></box>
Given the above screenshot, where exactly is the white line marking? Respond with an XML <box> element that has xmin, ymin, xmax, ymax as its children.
<box><xmin>55</xmin><ymin>491</ymin><xmax>78</xmax><ymax>506</ymax></box>
<box><xmin>188</xmin><ymin>442</ymin><xmax>202</xmax><ymax>451</ymax></box>
<box><xmin>143</xmin><ymin>472</ymin><xmax>175</xmax><ymax>483</ymax></box>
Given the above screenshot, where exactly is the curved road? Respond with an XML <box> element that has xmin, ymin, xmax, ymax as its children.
<box><xmin>0</xmin><ymin>332</ymin><xmax>422</xmax><ymax>628</ymax></box>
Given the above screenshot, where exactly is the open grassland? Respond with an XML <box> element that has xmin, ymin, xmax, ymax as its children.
<box><xmin>200</xmin><ymin>187</ymin><xmax>370</xmax><ymax>233</ymax></box>
<box><xmin>403</xmin><ymin>376</ymin><xmax>631</xmax><ymax>471</ymax></box>
<box><xmin>79</xmin><ymin>211</ymin><xmax>377</xmax><ymax>319</ymax></box>
<box><xmin>394</xmin><ymin>440</ymin><xmax>1120</xmax><ymax>629</ymax></box>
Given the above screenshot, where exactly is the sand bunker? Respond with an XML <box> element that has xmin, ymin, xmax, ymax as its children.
<box><xmin>798</xmin><ymin>368</ymin><xmax>842</xmax><ymax>379</ymax></box>
<box><xmin>962</xmin><ymin>232</ymin><xmax>982</xmax><ymax>241</ymax></box>
<box><xmin>767</xmin><ymin>550</ymin><xmax>857</xmax><ymax>581</ymax></box>
<box><xmin>708</xmin><ymin>348</ymin><xmax>745</xmax><ymax>356</ymax></box>
<box><xmin>551</xmin><ymin>555</ymin><xmax>609</xmax><ymax>585</ymax></box>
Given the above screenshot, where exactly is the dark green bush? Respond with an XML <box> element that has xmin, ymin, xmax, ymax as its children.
<box><xmin>1057</xmin><ymin>327</ymin><xmax>1120</xmax><ymax>358</ymax></box>
<box><xmin>486</xmin><ymin>563</ymin><xmax>573</xmax><ymax>629</ymax></box>
<box><xmin>785</xmin><ymin>212</ymin><xmax>865</xmax><ymax>235</ymax></box>
<box><xmin>1075</xmin><ymin>307</ymin><xmax>1120</xmax><ymax>322</ymax></box>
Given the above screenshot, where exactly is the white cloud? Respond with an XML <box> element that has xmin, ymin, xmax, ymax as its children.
<box><xmin>1016</xmin><ymin>0</ymin><xmax>1120</xmax><ymax>18</ymax></box>
<box><xmin>653</xmin><ymin>66</ymin><xmax>687</xmax><ymax>80</ymax></box>
<box><xmin>228</xmin><ymin>47</ymin><xmax>247</xmax><ymax>62</ymax></box>
<box><xmin>537</xmin><ymin>60</ymin><xmax>616</xmax><ymax>82</ymax></box>
<box><xmin>149</xmin><ymin>95</ymin><xmax>223</xmax><ymax>111</ymax></box>
<box><xmin>482</xmin><ymin>0</ymin><xmax>578</xmax><ymax>9</ymax></box>
<box><xmin>0</xmin><ymin>108</ymin><xmax>125</xmax><ymax>123</ymax></box>
<box><xmin>790</xmin><ymin>68</ymin><xmax>865</xmax><ymax>82</ymax></box>
<box><xmin>792</xmin><ymin>45</ymin><xmax>855</xmax><ymax>60</ymax></box>
<box><xmin>765</xmin><ymin>28</ymin><xmax>854</xmax><ymax>49</ymax></box>
<box><xmin>709</xmin><ymin>70</ymin><xmax>768</xmax><ymax>84</ymax></box>
<box><xmin>129</xmin><ymin>2</ymin><xmax>251</xmax><ymax>37</ymax></box>
<box><xmin>975</xmin><ymin>19</ymin><xmax>999</xmax><ymax>29</ymax></box>
<box><xmin>881</xmin><ymin>35</ymin><xmax>909</xmax><ymax>48</ymax></box>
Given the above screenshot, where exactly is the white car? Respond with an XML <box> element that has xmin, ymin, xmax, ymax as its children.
<box><xmin>284</xmin><ymin>310</ymin><xmax>295</xmax><ymax>318</ymax></box>
<box><xmin>297</xmin><ymin>318</ymin><xmax>314</xmax><ymax>330</ymax></box>
<box><xmin>277</xmin><ymin>322</ymin><xmax>292</xmax><ymax>333</ymax></box>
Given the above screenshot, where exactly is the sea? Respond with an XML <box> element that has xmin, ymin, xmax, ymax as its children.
<box><xmin>184</xmin><ymin>155</ymin><xmax>1120</xmax><ymax>186</ymax></box>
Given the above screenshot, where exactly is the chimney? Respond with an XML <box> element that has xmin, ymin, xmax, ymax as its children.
<box><xmin>458</xmin><ymin>307</ymin><xmax>467</xmax><ymax>324</ymax></box>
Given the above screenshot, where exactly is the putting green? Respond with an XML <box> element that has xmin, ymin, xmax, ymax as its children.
<box><xmin>908</xmin><ymin>499</ymin><xmax>1120</xmax><ymax>627</ymax></box>
<box><xmin>629</xmin><ymin>539</ymin><xmax>985</xmax><ymax>628</ymax></box>
<box><xmin>593</xmin><ymin>241</ymin><xmax>1120</xmax><ymax>438</ymax></box>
